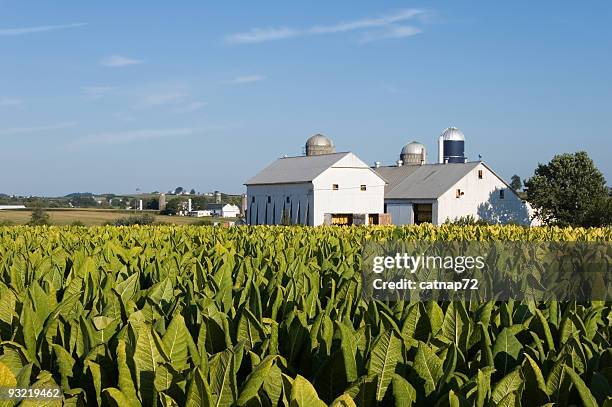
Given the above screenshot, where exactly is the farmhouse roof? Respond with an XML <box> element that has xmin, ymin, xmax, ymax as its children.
<box><xmin>244</xmin><ymin>152</ymin><xmax>354</xmax><ymax>185</ymax></box>
<box><xmin>374</xmin><ymin>162</ymin><xmax>481</xmax><ymax>199</ymax></box>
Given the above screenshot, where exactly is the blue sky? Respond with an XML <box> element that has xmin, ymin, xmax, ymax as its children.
<box><xmin>1</xmin><ymin>1</ymin><xmax>610</xmax><ymax>196</ymax></box>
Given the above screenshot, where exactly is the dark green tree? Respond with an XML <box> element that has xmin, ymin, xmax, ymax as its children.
<box><xmin>28</xmin><ymin>207</ymin><xmax>51</xmax><ymax>226</ymax></box>
<box><xmin>509</xmin><ymin>174</ymin><xmax>522</xmax><ymax>191</ymax></box>
<box><xmin>524</xmin><ymin>151</ymin><xmax>608</xmax><ymax>226</ymax></box>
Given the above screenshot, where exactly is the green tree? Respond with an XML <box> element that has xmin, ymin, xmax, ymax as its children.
<box><xmin>28</xmin><ymin>207</ymin><xmax>51</xmax><ymax>226</ymax></box>
<box><xmin>524</xmin><ymin>151</ymin><xmax>608</xmax><ymax>226</ymax></box>
<box><xmin>509</xmin><ymin>174</ymin><xmax>522</xmax><ymax>191</ymax></box>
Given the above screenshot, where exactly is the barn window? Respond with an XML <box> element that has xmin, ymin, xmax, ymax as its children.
<box><xmin>478</xmin><ymin>170</ymin><xmax>483</xmax><ymax>179</ymax></box>
<box><xmin>360</xmin><ymin>185</ymin><xmax>367</xmax><ymax>191</ymax></box>
<box><xmin>286</xmin><ymin>196</ymin><xmax>290</xmax><ymax>204</ymax></box>
<box><xmin>267</xmin><ymin>196</ymin><xmax>271</xmax><ymax>203</ymax></box>
<box><xmin>500</xmin><ymin>189</ymin><xmax>505</xmax><ymax>199</ymax></box>
<box><xmin>251</xmin><ymin>196</ymin><xmax>255</xmax><ymax>203</ymax></box>
<box><xmin>332</xmin><ymin>184</ymin><xmax>339</xmax><ymax>191</ymax></box>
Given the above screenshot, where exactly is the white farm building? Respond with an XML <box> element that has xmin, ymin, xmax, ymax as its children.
<box><xmin>245</xmin><ymin>130</ymin><xmax>538</xmax><ymax>226</ymax></box>
<box><xmin>245</xmin><ymin>135</ymin><xmax>386</xmax><ymax>226</ymax></box>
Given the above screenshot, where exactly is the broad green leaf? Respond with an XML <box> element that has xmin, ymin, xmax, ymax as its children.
<box><xmin>367</xmin><ymin>330</ymin><xmax>402</xmax><ymax>401</ymax></box>
<box><xmin>0</xmin><ymin>361</ymin><xmax>17</xmax><ymax>407</ymax></box>
<box><xmin>237</xmin><ymin>308</ymin><xmax>265</xmax><ymax>352</ymax></box>
<box><xmin>51</xmin><ymin>344</ymin><xmax>74</xmax><ymax>391</ymax></box>
<box><xmin>492</xmin><ymin>328</ymin><xmax>522</xmax><ymax>375</ymax></box>
<box><xmin>289</xmin><ymin>375</ymin><xmax>326</xmax><ymax>407</ymax></box>
<box><xmin>20</xmin><ymin>371</ymin><xmax>62</xmax><ymax>407</ymax></box>
<box><xmin>104</xmin><ymin>388</ymin><xmax>134</xmax><ymax>407</ymax></box>
<box><xmin>237</xmin><ymin>355</ymin><xmax>277</xmax><ymax>406</ymax></box>
<box><xmin>330</xmin><ymin>394</ymin><xmax>357</xmax><ymax>407</ymax></box>
<box><xmin>391</xmin><ymin>374</ymin><xmax>416</xmax><ymax>407</ymax></box>
<box><xmin>563</xmin><ymin>365</ymin><xmax>598</xmax><ymax>407</ymax></box>
<box><xmin>162</xmin><ymin>314</ymin><xmax>190</xmax><ymax>372</ymax></box>
<box><xmin>116</xmin><ymin>340</ymin><xmax>141</xmax><ymax>407</ymax></box>
<box><xmin>522</xmin><ymin>354</ymin><xmax>548</xmax><ymax>403</ymax></box>
<box><xmin>209</xmin><ymin>349</ymin><xmax>237</xmax><ymax>407</ymax></box>
<box><xmin>413</xmin><ymin>341</ymin><xmax>443</xmax><ymax>396</ymax></box>
<box><xmin>186</xmin><ymin>368</ymin><xmax>213</xmax><ymax>407</ymax></box>
<box><xmin>491</xmin><ymin>368</ymin><xmax>523</xmax><ymax>404</ymax></box>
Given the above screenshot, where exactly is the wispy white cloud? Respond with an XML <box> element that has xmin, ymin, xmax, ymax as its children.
<box><xmin>226</xmin><ymin>27</ymin><xmax>298</xmax><ymax>44</ymax></box>
<box><xmin>0</xmin><ymin>98</ymin><xmax>23</xmax><ymax>107</ymax></box>
<box><xmin>141</xmin><ymin>92</ymin><xmax>188</xmax><ymax>107</ymax></box>
<box><xmin>222</xmin><ymin>75</ymin><xmax>267</xmax><ymax>85</ymax></box>
<box><xmin>226</xmin><ymin>9</ymin><xmax>426</xmax><ymax>44</ymax></box>
<box><xmin>310</xmin><ymin>9</ymin><xmax>423</xmax><ymax>34</ymax></box>
<box><xmin>360</xmin><ymin>25</ymin><xmax>422</xmax><ymax>43</ymax></box>
<box><xmin>100</xmin><ymin>55</ymin><xmax>142</xmax><ymax>67</ymax></box>
<box><xmin>0</xmin><ymin>22</ymin><xmax>86</xmax><ymax>36</ymax></box>
<box><xmin>67</xmin><ymin>128</ymin><xmax>193</xmax><ymax>148</ymax></box>
<box><xmin>81</xmin><ymin>86</ymin><xmax>116</xmax><ymax>99</ymax></box>
<box><xmin>0</xmin><ymin>122</ymin><xmax>77</xmax><ymax>136</ymax></box>
<box><xmin>173</xmin><ymin>101</ymin><xmax>206</xmax><ymax>114</ymax></box>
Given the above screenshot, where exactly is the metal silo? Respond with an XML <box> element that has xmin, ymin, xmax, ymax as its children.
<box><xmin>305</xmin><ymin>134</ymin><xmax>335</xmax><ymax>156</ymax></box>
<box><xmin>400</xmin><ymin>141</ymin><xmax>427</xmax><ymax>165</ymax></box>
<box><xmin>438</xmin><ymin>127</ymin><xmax>466</xmax><ymax>163</ymax></box>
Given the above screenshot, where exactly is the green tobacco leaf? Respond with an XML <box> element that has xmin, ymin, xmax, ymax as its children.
<box><xmin>522</xmin><ymin>353</ymin><xmax>548</xmax><ymax>403</ymax></box>
<box><xmin>20</xmin><ymin>371</ymin><xmax>62</xmax><ymax>407</ymax></box>
<box><xmin>237</xmin><ymin>355</ymin><xmax>277</xmax><ymax>406</ymax></box>
<box><xmin>237</xmin><ymin>308</ymin><xmax>265</xmax><ymax>352</ymax></box>
<box><xmin>290</xmin><ymin>375</ymin><xmax>326</xmax><ymax>407</ymax></box>
<box><xmin>162</xmin><ymin>314</ymin><xmax>190</xmax><ymax>372</ymax></box>
<box><xmin>496</xmin><ymin>391</ymin><xmax>518</xmax><ymax>407</ymax></box>
<box><xmin>116</xmin><ymin>339</ymin><xmax>141</xmax><ymax>407</ymax></box>
<box><xmin>563</xmin><ymin>365</ymin><xmax>599</xmax><ymax>407</ymax></box>
<box><xmin>335</xmin><ymin>321</ymin><xmax>358</xmax><ymax>383</ymax></box>
<box><xmin>345</xmin><ymin>374</ymin><xmax>377</xmax><ymax>407</ymax></box>
<box><xmin>104</xmin><ymin>388</ymin><xmax>134</xmax><ymax>407</ymax></box>
<box><xmin>185</xmin><ymin>368</ymin><xmax>213</xmax><ymax>407</ymax></box>
<box><xmin>391</xmin><ymin>374</ymin><xmax>416</xmax><ymax>407</ymax></box>
<box><xmin>51</xmin><ymin>344</ymin><xmax>74</xmax><ymax>391</ymax></box>
<box><xmin>492</xmin><ymin>328</ymin><xmax>522</xmax><ymax>375</ymax></box>
<box><xmin>491</xmin><ymin>368</ymin><xmax>523</xmax><ymax>404</ymax></box>
<box><xmin>475</xmin><ymin>367</ymin><xmax>494</xmax><ymax>407</ymax></box>
<box><xmin>133</xmin><ymin>325</ymin><xmax>166</xmax><ymax>406</ymax></box>
<box><xmin>546</xmin><ymin>362</ymin><xmax>570</xmax><ymax>405</ymax></box>
<box><xmin>209</xmin><ymin>349</ymin><xmax>237</xmax><ymax>407</ymax></box>
<box><xmin>534</xmin><ymin>309</ymin><xmax>555</xmax><ymax>352</ymax></box>
<box><xmin>0</xmin><ymin>361</ymin><xmax>17</xmax><ymax>407</ymax></box>
<box><xmin>367</xmin><ymin>330</ymin><xmax>403</xmax><ymax>401</ymax></box>
<box><xmin>413</xmin><ymin>341</ymin><xmax>443</xmax><ymax>396</ymax></box>
<box><xmin>330</xmin><ymin>394</ymin><xmax>357</xmax><ymax>407</ymax></box>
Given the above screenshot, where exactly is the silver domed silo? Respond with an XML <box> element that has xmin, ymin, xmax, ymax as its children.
<box><xmin>400</xmin><ymin>141</ymin><xmax>427</xmax><ymax>165</ymax></box>
<box><xmin>438</xmin><ymin>127</ymin><xmax>466</xmax><ymax>163</ymax></box>
<box><xmin>305</xmin><ymin>134</ymin><xmax>335</xmax><ymax>156</ymax></box>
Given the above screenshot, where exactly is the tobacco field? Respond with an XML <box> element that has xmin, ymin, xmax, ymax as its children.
<box><xmin>0</xmin><ymin>225</ymin><xmax>610</xmax><ymax>406</ymax></box>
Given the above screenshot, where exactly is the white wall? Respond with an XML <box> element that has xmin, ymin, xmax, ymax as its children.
<box><xmin>313</xmin><ymin>162</ymin><xmax>386</xmax><ymax>225</ymax></box>
<box><xmin>221</xmin><ymin>205</ymin><xmax>241</xmax><ymax>218</ymax></box>
<box><xmin>246</xmin><ymin>183</ymin><xmax>314</xmax><ymax>225</ymax></box>
<box><xmin>436</xmin><ymin>163</ymin><xmax>536</xmax><ymax>225</ymax></box>
<box><xmin>385</xmin><ymin>201</ymin><xmax>413</xmax><ymax>225</ymax></box>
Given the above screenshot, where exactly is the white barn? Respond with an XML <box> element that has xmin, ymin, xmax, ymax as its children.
<box><xmin>206</xmin><ymin>203</ymin><xmax>241</xmax><ymax>218</ymax></box>
<box><xmin>376</xmin><ymin>161</ymin><xmax>537</xmax><ymax>225</ymax></box>
<box><xmin>245</xmin><ymin>135</ymin><xmax>386</xmax><ymax>226</ymax></box>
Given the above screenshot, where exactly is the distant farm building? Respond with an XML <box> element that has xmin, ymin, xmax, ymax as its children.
<box><xmin>206</xmin><ymin>203</ymin><xmax>240</xmax><ymax>218</ymax></box>
<box><xmin>245</xmin><ymin>135</ymin><xmax>387</xmax><ymax>226</ymax></box>
<box><xmin>0</xmin><ymin>205</ymin><xmax>26</xmax><ymax>210</ymax></box>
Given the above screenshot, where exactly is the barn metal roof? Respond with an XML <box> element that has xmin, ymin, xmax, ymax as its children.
<box><xmin>245</xmin><ymin>152</ymin><xmax>352</xmax><ymax>185</ymax></box>
<box><xmin>374</xmin><ymin>162</ymin><xmax>481</xmax><ymax>199</ymax></box>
